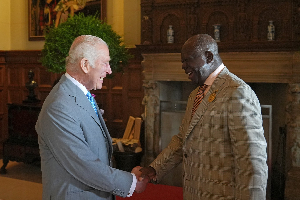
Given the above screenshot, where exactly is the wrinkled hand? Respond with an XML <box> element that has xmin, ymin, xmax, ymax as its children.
<box><xmin>139</xmin><ymin>166</ymin><xmax>157</xmax><ymax>181</ymax></box>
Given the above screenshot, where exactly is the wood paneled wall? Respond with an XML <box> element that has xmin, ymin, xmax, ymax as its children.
<box><xmin>0</xmin><ymin>48</ymin><xmax>144</xmax><ymax>153</ymax></box>
<box><xmin>0</xmin><ymin>52</ymin><xmax>7</xmax><ymax>149</ymax></box>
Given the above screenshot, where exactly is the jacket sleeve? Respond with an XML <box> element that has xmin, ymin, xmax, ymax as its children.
<box><xmin>228</xmin><ymin>84</ymin><xmax>268</xmax><ymax>199</ymax></box>
<box><xmin>149</xmin><ymin>89</ymin><xmax>197</xmax><ymax>182</ymax></box>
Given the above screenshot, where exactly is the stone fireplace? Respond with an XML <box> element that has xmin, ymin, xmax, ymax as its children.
<box><xmin>141</xmin><ymin>51</ymin><xmax>300</xmax><ymax>199</ymax></box>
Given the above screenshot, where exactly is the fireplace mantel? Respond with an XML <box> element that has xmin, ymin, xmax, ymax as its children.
<box><xmin>142</xmin><ymin>51</ymin><xmax>300</xmax><ymax>83</ymax></box>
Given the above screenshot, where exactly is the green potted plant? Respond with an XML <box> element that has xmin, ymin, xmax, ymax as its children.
<box><xmin>41</xmin><ymin>13</ymin><xmax>132</xmax><ymax>76</ymax></box>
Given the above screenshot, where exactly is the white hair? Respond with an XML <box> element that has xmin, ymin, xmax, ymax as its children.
<box><xmin>66</xmin><ymin>35</ymin><xmax>108</xmax><ymax>71</ymax></box>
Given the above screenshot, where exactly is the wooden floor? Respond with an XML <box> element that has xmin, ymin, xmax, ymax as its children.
<box><xmin>0</xmin><ymin>160</ymin><xmax>42</xmax><ymax>200</ymax></box>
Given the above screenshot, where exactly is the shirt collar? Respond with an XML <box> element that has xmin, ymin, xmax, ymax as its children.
<box><xmin>204</xmin><ymin>63</ymin><xmax>225</xmax><ymax>86</ymax></box>
<box><xmin>65</xmin><ymin>72</ymin><xmax>89</xmax><ymax>95</ymax></box>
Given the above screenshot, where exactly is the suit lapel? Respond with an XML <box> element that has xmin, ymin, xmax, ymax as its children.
<box><xmin>98</xmin><ymin>113</ymin><xmax>113</xmax><ymax>156</ymax></box>
<box><xmin>184</xmin><ymin>68</ymin><xmax>228</xmax><ymax>140</ymax></box>
<box><xmin>93</xmin><ymin>98</ymin><xmax>113</xmax><ymax>151</ymax></box>
<box><xmin>185</xmin><ymin>88</ymin><xmax>211</xmax><ymax>140</ymax></box>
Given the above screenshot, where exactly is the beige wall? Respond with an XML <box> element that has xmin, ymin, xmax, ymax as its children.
<box><xmin>0</xmin><ymin>0</ymin><xmax>11</xmax><ymax>50</ymax></box>
<box><xmin>123</xmin><ymin>0</ymin><xmax>141</xmax><ymax>48</ymax></box>
<box><xmin>0</xmin><ymin>0</ymin><xmax>141</xmax><ymax>50</ymax></box>
<box><xmin>107</xmin><ymin>0</ymin><xmax>125</xmax><ymax>39</ymax></box>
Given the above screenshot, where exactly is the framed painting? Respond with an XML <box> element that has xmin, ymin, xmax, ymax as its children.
<box><xmin>28</xmin><ymin>0</ymin><xmax>106</xmax><ymax>41</ymax></box>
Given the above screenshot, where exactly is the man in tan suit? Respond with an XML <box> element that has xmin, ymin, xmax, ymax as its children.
<box><xmin>141</xmin><ymin>34</ymin><xmax>268</xmax><ymax>199</ymax></box>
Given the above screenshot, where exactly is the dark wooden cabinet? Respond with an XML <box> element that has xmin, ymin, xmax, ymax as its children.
<box><xmin>0</xmin><ymin>103</ymin><xmax>41</xmax><ymax>174</ymax></box>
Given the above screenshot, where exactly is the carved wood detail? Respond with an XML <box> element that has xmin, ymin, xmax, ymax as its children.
<box><xmin>141</xmin><ymin>0</ymin><xmax>300</xmax><ymax>51</ymax></box>
<box><xmin>142</xmin><ymin>80</ymin><xmax>160</xmax><ymax>164</ymax></box>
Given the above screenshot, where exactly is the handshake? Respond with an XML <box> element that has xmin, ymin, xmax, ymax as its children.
<box><xmin>131</xmin><ymin>166</ymin><xmax>157</xmax><ymax>193</ymax></box>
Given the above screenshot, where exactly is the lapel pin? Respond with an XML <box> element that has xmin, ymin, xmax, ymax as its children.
<box><xmin>208</xmin><ymin>90</ymin><xmax>218</xmax><ymax>102</ymax></box>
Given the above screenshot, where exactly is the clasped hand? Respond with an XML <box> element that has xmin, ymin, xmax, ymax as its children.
<box><xmin>131</xmin><ymin>166</ymin><xmax>156</xmax><ymax>193</ymax></box>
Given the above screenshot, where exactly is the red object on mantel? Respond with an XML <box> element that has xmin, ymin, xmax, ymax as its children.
<box><xmin>116</xmin><ymin>183</ymin><xmax>183</xmax><ymax>200</ymax></box>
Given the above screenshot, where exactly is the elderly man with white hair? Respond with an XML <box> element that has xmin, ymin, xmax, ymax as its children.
<box><xmin>36</xmin><ymin>35</ymin><xmax>147</xmax><ymax>200</ymax></box>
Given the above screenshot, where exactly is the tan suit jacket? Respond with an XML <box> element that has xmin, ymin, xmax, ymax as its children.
<box><xmin>150</xmin><ymin>67</ymin><xmax>268</xmax><ymax>200</ymax></box>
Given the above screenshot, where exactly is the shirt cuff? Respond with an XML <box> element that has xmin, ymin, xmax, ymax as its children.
<box><xmin>127</xmin><ymin>173</ymin><xmax>137</xmax><ymax>197</ymax></box>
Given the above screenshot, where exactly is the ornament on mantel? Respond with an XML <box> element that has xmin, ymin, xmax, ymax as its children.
<box><xmin>213</xmin><ymin>24</ymin><xmax>221</xmax><ymax>42</ymax></box>
<box><xmin>267</xmin><ymin>20</ymin><xmax>275</xmax><ymax>41</ymax></box>
<box><xmin>167</xmin><ymin>25</ymin><xmax>174</xmax><ymax>43</ymax></box>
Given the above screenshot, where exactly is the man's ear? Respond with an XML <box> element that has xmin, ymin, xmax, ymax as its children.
<box><xmin>205</xmin><ymin>51</ymin><xmax>213</xmax><ymax>64</ymax></box>
<box><xmin>80</xmin><ymin>58</ymin><xmax>89</xmax><ymax>74</ymax></box>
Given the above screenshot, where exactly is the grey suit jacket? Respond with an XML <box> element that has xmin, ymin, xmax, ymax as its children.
<box><xmin>150</xmin><ymin>67</ymin><xmax>268</xmax><ymax>200</ymax></box>
<box><xmin>36</xmin><ymin>75</ymin><xmax>133</xmax><ymax>200</ymax></box>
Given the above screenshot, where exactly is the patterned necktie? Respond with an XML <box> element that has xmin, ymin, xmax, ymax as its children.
<box><xmin>191</xmin><ymin>84</ymin><xmax>208</xmax><ymax>118</ymax></box>
<box><xmin>86</xmin><ymin>91</ymin><xmax>99</xmax><ymax>117</ymax></box>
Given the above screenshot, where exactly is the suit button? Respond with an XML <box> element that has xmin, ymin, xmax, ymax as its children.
<box><xmin>184</xmin><ymin>153</ymin><xmax>187</xmax><ymax>158</ymax></box>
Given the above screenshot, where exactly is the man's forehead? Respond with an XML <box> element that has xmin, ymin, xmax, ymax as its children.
<box><xmin>181</xmin><ymin>48</ymin><xmax>196</xmax><ymax>57</ymax></box>
<box><xmin>97</xmin><ymin>45</ymin><xmax>110</xmax><ymax>58</ymax></box>
<box><xmin>97</xmin><ymin>53</ymin><xmax>110</xmax><ymax>61</ymax></box>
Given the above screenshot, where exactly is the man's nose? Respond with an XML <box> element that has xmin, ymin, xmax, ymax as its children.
<box><xmin>107</xmin><ymin>64</ymin><xmax>112</xmax><ymax>74</ymax></box>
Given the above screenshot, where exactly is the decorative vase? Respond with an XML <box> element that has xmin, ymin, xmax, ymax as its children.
<box><xmin>213</xmin><ymin>24</ymin><xmax>221</xmax><ymax>42</ymax></box>
<box><xmin>167</xmin><ymin>25</ymin><xmax>174</xmax><ymax>43</ymax></box>
<box><xmin>267</xmin><ymin>20</ymin><xmax>275</xmax><ymax>41</ymax></box>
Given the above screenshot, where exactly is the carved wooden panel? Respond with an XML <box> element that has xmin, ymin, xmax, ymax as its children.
<box><xmin>126</xmin><ymin>48</ymin><xmax>144</xmax><ymax>118</ymax></box>
<box><xmin>94</xmin><ymin>71</ymin><xmax>124</xmax><ymax>138</ymax></box>
<box><xmin>254</xmin><ymin>3</ymin><xmax>290</xmax><ymax>42</ymax></box>
<box><xmin>7</xmin><ymin>67</ymin><xmax>21</xmax><ymax>87</ymax></box>
<box><xmin>38</xmin><ymin>67</ymin><xmax>56</xmax><ymax>87</ymax></box>
<box><xmin>0</xmin><ymin>66</ymin><xmax>4</xmax><ymax>88</ymax></box>
<box><xmin>293</xmin><ymin>0</ymin><xmax>300</xmax><ymax>40</ymax></box>
<box><xmin>112</xmin><ymin>93</ymin><xmax>123</xmax><ymax>120</ymax></box>
<box><xmin>159</xmin><ymin>13</ymin><xmax>182</xmax><ymax>44</ymax></box>
<box><xmin>141</xmin><ymin>0</ymin><xmax>300</xmax><ymax>51</ymax></box>
<box><xmin>0</xmin><ymin>89</ymin><xmax>4</xmax><ymax>138</ymax></box>
<box><xmin>95</xmin><ymin>89</ymin><xmax>108</xmax><ymax>112</ymax></box>
<box><xmin>206</xmin><ymin>11</ymin><xmax>231</xmax><ymax>42</ymax></box>
<box><xmin>5</xmin><ymin>51</ymin><xmax>57</xmax><ymax>104</ymax></box>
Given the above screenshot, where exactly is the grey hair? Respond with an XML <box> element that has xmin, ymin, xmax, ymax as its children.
<box><xmin>184</xmin><ymin>34</ymin><xmax>219</xmax><ymax>59</ymax></box>
<box><xmin>66</xmin><ymin>35</ymin><xmax>108</xmax><ymax>70</ymax></box>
